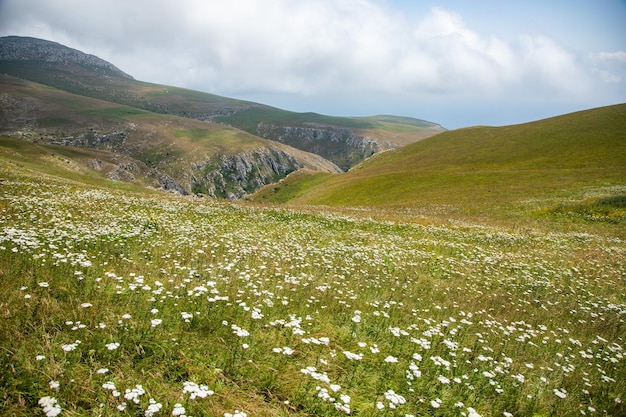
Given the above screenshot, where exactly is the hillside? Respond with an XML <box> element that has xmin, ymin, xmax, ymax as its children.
<box><xmin>0</xmin><ymin>36</ymin><xmax>444</xmax><ymax>172</ymax></box>
<box><xmin>254</xmin><ymin>104</ymin><xmax>626</xmax><ymax>224</ymax></box>
<box><xmin>0</xmin><ymin>74</ymin><xmax>341</xmax><ymax>198</ymax></box>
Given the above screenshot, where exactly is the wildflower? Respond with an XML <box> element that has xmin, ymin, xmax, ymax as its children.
<box><xmin>430</xmin><ymin>398</ymin><xmax>442</xmax><ymax>408</ymax></box>
<box><xmin>467</xmin><ymin>407</ymin><xmax>482</xmax><ymax>417</ymax></box>
<box><xmin>80</xmin><ymin>303</ymin><xmax>93</xmax><ymax>308</ymax></box>
<box><xmin>231</xmin><ymin>324</ymin><xmax>249</xmax><ymax>337</ymax></box>
<box><xmin>172</xmin><ymin>403</ymin><xmax>186</xmax><ymax>416</ymax></box>
<box><xmin>343</xmin><ymin>351</ymin><xmax>363</xmax><ymax>361</ymax></box>
<box><xmin>437</xmin><ymin>375</ymin><xmax>450</xmax><ymax>384</ymax></box>
<box><xmin>96</xmin><ymin>368</ymin><xmax>109</xmax><ymax>374</ymax></box>
<box><xmin>384</xmin><ymin>390</ymin><xmax>407</xmax><ymax>405</ymax></box>
<box><xmin>151</xmin><ymin>319</ymin><xmax>162</xmax><ymax>327</ymax></box>
<box><xmin>181</xmin><ymin>312</ymin><xmax>193</xmax><ymax>322</ymax></box>
<box><xmin>61</xmin><ymin>340</ymin><xmax>81</xmax><ymax>352</ymax></box>
<box><xmin>330</xmin><ymin>384</ymin><xmax>341</xmax><ymax>392</ymax></box>
<box><xmin>49</xmin><ymin>380</ymin><xmax>60</xmax><ymax>390</ymax></box>
<box><xmin>553</xmin><ymin>388</ymin><xmax>567</xmax><ymax>399</ymax></box>
<box><xmin>105</xmin><ymin>342</ymin><xmax>120</xmax><ymax>351</ymax></box>
<box><xmin>251</xmin><ymin>308</ymin><xmax>263</xmax><ymax>320</ymax></box>
<box><xmin>272</xmin><ymin>346</ymin><xmax>295</xmax><ymax>355</ymax></box>
<box><xmin>317</xmin><ymin>387</ymin><xmax>333</xmax><ymax>401</ymax></box>
<box><xmin>224</xmin><ymin>411</ymin><xmax>247</xmax><ymax>417</ymax></box>
<box><xmin>384</xmin><ymin>355</ymin><xmax>399</xmax><ymax>363</ymax></box>
<box><xmin>182</xmin><ymin>381</ymin><xmax>214</xmax><ymax>399</ymax></box>
<box><xmin>38</xmin><ymin>396</ymin><xmax>62</xmax><ymax>417</ymax></box>
<box><xmin>335</xmin><ymin>402</ymin><xmax>351</xmax><ymax>414</ymax></box>
<box><xmin>300</xmin><ymin>366</ymin><xmax>331</xmax><ymax>384</ymax></box>
<box><xmin>38</xmin><ymin>282</ymin><xmax>49</xmax><ymax>288</ymax></box>
<box><xmin>150</xmin><ymin>308</ymin><xmax>159</xmax><ymax>314</ymax></box>
<box><xmin>145</xmin><ymin>399</ymin><xmax>162</xmax><ymax>417</ymax></box>
<box><xmin>124</xmin><ymin>384</ymin><xmax>146</xmax><ymax>404</ymax></box>
<box><xmin>102</xmin><ymin>381</ymin><xmax>116</xmax><ymax>390</ymax></box>
<box><xmin>36</xmin><ymin>355</ymin><xmax>46</xmax><ymax>361</ymax></box>
<box><xmin>512</xmin><ymin>373</ymin><xmax>525</xmax><ymax>383</ymax></box>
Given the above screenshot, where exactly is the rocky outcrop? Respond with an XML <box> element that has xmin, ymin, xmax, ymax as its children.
<box><xmin>156</xmin><ymin>174</ymin><xmax>188</xmax><ymax>195</ymax></box>
<box><xmin>256</xmin><ymin>123</ymin><xmax>382</xmax><ymax>171</ymax></box>
<box><xmin>191</xmin><ymin>147</ymin><xmax>306</xmax><ymax>199</ymax></box>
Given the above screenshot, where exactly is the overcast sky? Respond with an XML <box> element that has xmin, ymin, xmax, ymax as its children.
<box><xmin>1</xmin><ymin>0</ymin><xmax>625</xmax><ymax>128</ymax></box>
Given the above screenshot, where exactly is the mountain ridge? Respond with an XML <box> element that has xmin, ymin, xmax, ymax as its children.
<box><xmin>0</xmin><ymin>35</ymin><xmax>444</xmax><ymax>172</ymax></box>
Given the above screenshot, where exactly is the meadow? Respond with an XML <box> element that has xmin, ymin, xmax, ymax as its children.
<box><xmin>0</xmin><ymin>168</ymin><xmax>624</xmax><ymax>416</ymax></box>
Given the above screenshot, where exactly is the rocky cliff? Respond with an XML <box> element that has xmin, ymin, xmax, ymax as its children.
<box><xmin>256</xmin><ymin>122</ymin><xmax>383</xmax><ymax>171</ymax></box>
<box><xmin>190</xmin><ymin>147</ymin><xmax>310</xmax><ymax>199</ymax></box>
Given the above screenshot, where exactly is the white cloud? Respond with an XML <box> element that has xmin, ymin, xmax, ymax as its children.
<box><xmin>0</xmin><ymin>0</ymin><xmax>623</xmax><ymax>127</ymax></box>
<box><xmin>588</xmin><ymin>51</ymin><xmax>626</xmax><ymax>84</ymax></box>
<box><xmin>593</xmin><ymin>51</ymin><xmax>626</xmax><ymax>62</ymax></box>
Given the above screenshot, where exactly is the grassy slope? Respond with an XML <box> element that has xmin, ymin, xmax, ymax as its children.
<box><xmin>256</xmin><ymin>104</ymin><xmax>626</xmax><ymax>222</ymax></box>
<box><xmin>0</xmin><ymin>136</ymin><xmax>159</xmax><ymax>193</ymax></box>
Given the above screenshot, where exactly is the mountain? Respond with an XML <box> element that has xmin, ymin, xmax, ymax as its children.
<box><xmin>0</xmin><ymin>35</ymin><xmax>133</xmax><ymax>80</ymax></box>
<box><xmin>0</xmin><ymin>36</ymin><xmax>444</xmax><ymax>172</ymax></box>
<box><xmin>0</xmin><ymin>72</ymin><xmax>341</xmax><ymax>198</ymax></box>
<box><xmin>253</xmin><ymin>104</ymin><xmax>626</xmax><ymax>221</ymax></box>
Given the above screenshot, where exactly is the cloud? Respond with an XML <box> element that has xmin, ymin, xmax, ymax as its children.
<box><xmin>0</xmin><ymin>0</ymin><xmax>623</xmax><ymax>127</ymax></box>
<box><xmin>592</xmin><ymin>51</ymin><xmax>626</xmax><ymax>62</ymax></box>
<box><xmin>587</xmin><ymin>51</ymin><xmax>626</xmax><ymax>84</ymax></box>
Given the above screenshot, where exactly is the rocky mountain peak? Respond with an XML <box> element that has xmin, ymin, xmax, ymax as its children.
<box><xmin>0</xmin><ymin>36</ymin><xmax>133</xmax><ymax>79</ymax></box>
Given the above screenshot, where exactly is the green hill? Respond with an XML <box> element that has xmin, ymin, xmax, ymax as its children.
<box><xmin>254</xmin><ymin>104</ymin><xmax>626</xmax><ymax>224</ymax></box>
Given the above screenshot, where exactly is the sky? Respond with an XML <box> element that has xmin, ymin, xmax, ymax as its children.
<box><xmin>1</xmin><ymin>0</ymin><xmax>625</xmax><ymax>129</ymax></box>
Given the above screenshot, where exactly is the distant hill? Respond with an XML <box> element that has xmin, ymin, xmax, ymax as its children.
<box><xmin>253</xmin><ymin>104</ymin><xmax>626</xmax><ymax>220</ymax></box>
<box><xmin>0</xmin><ymin>36</ymin><xmax>444</xmax><ymax>172</ymax></box>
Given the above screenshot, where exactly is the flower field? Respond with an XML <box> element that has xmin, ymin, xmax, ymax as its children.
<box><xmin>1</xmin><ymin>172</ymin><xmax>624</xmax><ymax>416</ymax></box>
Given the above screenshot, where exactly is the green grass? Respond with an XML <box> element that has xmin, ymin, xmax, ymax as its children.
<box><xmin>1</xmin><ymin>166</ymin><xmax>624</xmax><ymax>417</ymax></box>
<box><xmin>0</xmin><ymin>137</ymin><xmax>157</xmax><ymax>194</ymax></box>
<box><xmin>252</xmin><ymin>170</ymin><xmax>333</xmax><ymax>204</ymax></box>
<box><xmin>262</xmin><ymin>104</ymin><xmax>626</xmax><ymax>222</ymax></box>
<box><xmin>543</xmin><ymin>195</ymin><xmax>626</xmax><ymax>224</ymax></box>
